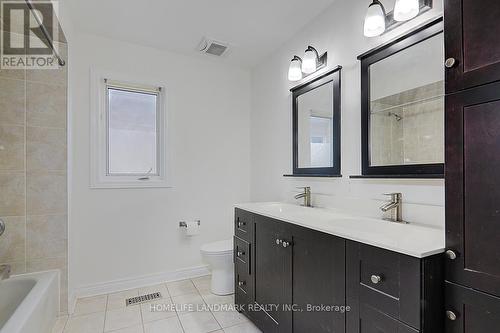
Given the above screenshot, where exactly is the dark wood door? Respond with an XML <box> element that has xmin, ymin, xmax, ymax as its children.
<box><xmin>445</xmin><ymin>82</ymin><xmax>500</xmax><ymax>297</ymax></box>
<box><xmin>359</xmin><ymin>304</ymin><xmax>418</xmax><ymax>333</ymax></box>
<box><xmin>253</xmin><ymin>215</ymin><xmax>292</xmax><ymax>333</ymax></box>
<box><xmin>291</xmin><ymin>225</ymin><xmax>346</xmax><ymax>333</ymax></box>
<box><xmin>445</xmin><ymin>282</ymin><xmax>500</xmax><ymax>332</ymax></box>
<box><xmin>445</xmin><ymin>0</ymin><xmax>500</xmax><ymax>93</ymax></box>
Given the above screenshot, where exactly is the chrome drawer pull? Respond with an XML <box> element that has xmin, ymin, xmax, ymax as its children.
<box><xmin>282</xmin><ymin>241</ymin><xmax>292</xmax><ymax>248</ymax></box>
<box><xmin>445</xmin><ymin>57</ymin><xmax>457</xmax><ymax>68</ymax></box>
<box><xmin>237</xmin><ymin>250</ymin><xmax>245</xmax><ymax>257</ymax></box>
<box><xmin>446</xmin><ymin>310</ymin><xmax>457</xmax><ymax>321</ymax></box>
<box><xmin>370</xmin><ymin>275</ymin><xmax>382</xmax><ymax>284</ymax></box>
<box><xmin>276</xmin><ymin>239</ymin><xmax>282</xmax><ymax>245</ymax></box>
<box><xmin>237</xmin><ymin>221</ymin><xmax>246</xmax><ymax>228</ymax></box>
<box><xmin>238</xmin><ymin>281</ymin><xmax>246</xmax><ymax>287</ymax></box>
<box><xmin>445</xmin><ymin>250</ymin><xmax>457</xmax><ymax>260</ymax></box>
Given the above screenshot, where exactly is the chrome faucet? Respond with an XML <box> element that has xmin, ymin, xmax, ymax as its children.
<box><xmin>0</xmin><ymin>265</ymin><xmax>11</xmax><ymax>281</ymax></box>
<box><xmin>380</xmin><ymin>193</ymin><xmax>405</xmax><ymax>223</ymax></box>
<box><xmin>295</xmin><ymin>187</ymin><xmax>312</xmax><ymax>207</ymax></box>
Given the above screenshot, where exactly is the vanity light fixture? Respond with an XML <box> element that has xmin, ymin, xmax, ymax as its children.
<box><xmin>364</xmin><ymin>0</ymin><xmax>387</xmax><ymax>37</ymax></box>
<box><xmin>288</xmin><ymin>56</ymin><xmax>303</xmax><ymax>81</ymax></box>
<box><xmin>287</xmin><ymin>47</ymin><xmax>327</xmax><ymax>82</ymax></box>
<box><xmin>302</xmin><ymin>46</ymin><xmax>320</xmax><ymax>74</ymax></box>
<box><xmin>394</xmin><ymin>0</ymin><xmax>420</xmax><ymax>22</ymax></box>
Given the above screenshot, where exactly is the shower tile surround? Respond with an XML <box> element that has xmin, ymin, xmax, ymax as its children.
<box><xmin>0</xmin><ymin>35</ymin><xmax>68</xmax><ymax>312</ymax></box>
<box><xmin>370</xmin><ymin>81</ymin><xmax>444</xmax><ymax>166</ymax></box>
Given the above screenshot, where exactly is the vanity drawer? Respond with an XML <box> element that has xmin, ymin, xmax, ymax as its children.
<box><xmin>234</xmin><ymin>236</ymin><xmax>251</xmax><ymax>273</ymax></box>
<box><xmin>235</xmin><ymin>208</ymin><xmax>253</xmax><ymax>242</ymax></box>
<box><xmin>235</xmin><ymin>257</ymin><xmax>254</xmax><ymax>307</ymax></box>
<box><xmin>360</xmin><ymin>303</ymin><xmax>419</xmax><ymax>333</ymax></box>
<box><xmin>349</xmin><ymin>242</ymin><xmax>421</xmax><ymax>330</ymax></box>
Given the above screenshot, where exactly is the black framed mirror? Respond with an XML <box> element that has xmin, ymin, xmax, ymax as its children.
<box><xmin>357</xmin><ymin>17</ymin><xmax>444</xmax><ymax>178</ymax></box>
<box><xmin>288</xmin><ymin>67</ymin><xmax>342</xmax><ymax>177</ymax></box>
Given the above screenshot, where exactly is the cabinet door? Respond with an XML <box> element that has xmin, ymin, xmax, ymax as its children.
<box><xmin>253</xmin><ymin>215</ymin><xmax>292</xmax><ymax>333</ymax></box>
<box><xmin>360</xmin><ymin>304</ymin><xmax>419</xmax><ymax>333</ymax></box>
<box><xmin>445</xmin><ymin>0</ymin><xmax>500</xmax><ymax>92</ymax></box>
<box><xmin>445</xmin><ymin>282</ymin><xmax>500</xmax><ymax>332</ymax></box>
<box><xmin>445</xmin><ymin>82</ymin><xmax>500</xmax><ymax>296</ymax></box>
<box><xmin>292</xmin><ymin>225</ymin><xmax>345</xmax><ymax>333</ymax></box>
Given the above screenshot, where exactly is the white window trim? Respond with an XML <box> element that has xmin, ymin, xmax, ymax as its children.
<box><xmin>90</xmin><ymin>68</ymin><xmax>172</xmax><ymax>189</ymax></box>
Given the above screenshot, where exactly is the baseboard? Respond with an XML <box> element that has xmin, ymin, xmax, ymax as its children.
<box><xmin>69</xmin><ymin>265</ymin><xmax>210</xmax><ymax>314</ymax></box>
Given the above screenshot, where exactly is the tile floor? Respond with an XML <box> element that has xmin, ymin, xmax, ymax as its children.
<box><xmin>52</xmin><ymin>276</ymin><xmax>262</xmax><ymax>333</ymax></box>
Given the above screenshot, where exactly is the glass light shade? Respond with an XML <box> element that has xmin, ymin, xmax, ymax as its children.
<box><xmin>364</xmin><ymin>1</ymin><xmax>386</xmax><ymax>37</ymax></box>
<box><xmin>288</xmin><ymin>57</ymin><xmax>303</xmax><ymax>81</ymax></box>
<box><xmin>302</xmin><ymin>49</ymin><xmax>318</xmax><ymax>74</ymax></box>
<box><xmin>394</xmin><ymin>0</ymin><xmax>419</xmax><ymax>22</ymax></box>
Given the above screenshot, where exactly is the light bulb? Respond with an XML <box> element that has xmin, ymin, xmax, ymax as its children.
<box><xmin>302</xmin><ymin>47</ymin><xmax>318</xmax><ymax>74</ymax></box>
<box><xmin>394</xmin><ymin>0</ymin><xmax>419</xmax><ymax>22</ymax></box>
<box><xmin>288</xmin><ymin>56</ymin><xmax>303</xmax><ymax>81</ymax></box>
<box><xmin>364</xmin><ymin>0</ymin><xmax>386</xmax><ymax>37</ymax></box>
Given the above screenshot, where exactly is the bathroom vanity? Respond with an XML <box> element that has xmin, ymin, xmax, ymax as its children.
<box><xmin>233</xmin><ymin>203</ymin><xmax>444</xmax><ymax>333</ymax></box>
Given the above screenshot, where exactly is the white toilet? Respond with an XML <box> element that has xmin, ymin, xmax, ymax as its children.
<box><xmin>200</xmin><ymin>239</ymin><xmax>234</xmax><ymax>295</ymax></box>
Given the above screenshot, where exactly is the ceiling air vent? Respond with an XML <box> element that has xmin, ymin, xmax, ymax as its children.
<box><xmin>198</xmin><ymin>38</ymin><xmax>229</xmax><ymax>57</ymax></box>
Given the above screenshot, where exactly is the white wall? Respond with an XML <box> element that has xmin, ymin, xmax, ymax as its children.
<box><xmin>250</xmin><ymin>0</ymin><xmax>445</xmax><ymax>226</ymax></box>
<box><xmin>69</xmin><ymin>33</ymin><xmax>251</xmax><ymax>299</ymax></box>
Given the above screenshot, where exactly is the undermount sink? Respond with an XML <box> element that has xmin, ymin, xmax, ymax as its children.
<box><xmin>234</xmin><ymin>202</ymin><xmax>445</xmax><ymax>258</ymax></box>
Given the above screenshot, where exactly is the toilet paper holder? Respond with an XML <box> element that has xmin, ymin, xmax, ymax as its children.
<box><xmin>179</xmin><ymin>220</ymin><xmax>201</xmax><ymax>228</ymax></box>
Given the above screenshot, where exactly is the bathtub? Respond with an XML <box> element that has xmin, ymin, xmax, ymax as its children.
<box><xmin>0</xmin><ymin>271</ymin><xmax>59</xmax><ymax>333</ymax></box>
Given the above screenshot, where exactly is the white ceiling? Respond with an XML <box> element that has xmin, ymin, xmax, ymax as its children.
<box><xmin>66</xmin><ymin>0</ymin><xmax>336</xmax><ymax>68</ymax></box>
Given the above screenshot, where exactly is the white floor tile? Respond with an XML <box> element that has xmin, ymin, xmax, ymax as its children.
<box><xmin>200</xmin><ymin>292</ymin><xmax>233</xmax><ymax>306</ymax></box>
<box><xmin>212</xmin><ymin>309</ymin><xmax>248</xmax><ymax>328</ymax></box>
<box><xmin>179</xmin><ymin>311</ymin><xmax>221</xmax><ymax>333</ymax></box>
<box><xmin>191</xmin><ymin>276</ymin><xmax>211</xmax><ymax>293</ymax></box>
<box><xmin>223</xmin><ymin>322</ymin><xmax>262</xmax><ymax>333</ymax></box>
<box><xmin>104</xmin><ymin>306</ymin><xmax>142</xmax><ymax>332</ymax></box>
<box><xmin>108</xmin><ymin>325</ymin><xmax>144</xmax><ymax>333</ymax></box>
<box><xmin>107</xmin><ymin>289</ymin><xmax>140</xmax><ymax>310</ymax></box>
<box><xmin>73</xmin><ymin>295</ymin><xmax>107</xmax><ymax>316</ymax></box>
<box><xmin>140</xmin><ymin>298</ymin><xmax>177</xmax><ymax>323</ymax></box>
<box><xmin>144</xmin><ymin>317</ymin><xmax>184</xmax><ymax>333</ymax></box>
<box><xmin>138</xmin><ymin>283</ymin><xmax>170</xmax><ymax>299</ymax></box>
<box><xmin>52</xmin><ymin>315</ymin><xmax>68</xmax><ymax>333</ymax></box>
<box><xmin>167</xmin><ymin>279</ymin><xmax>198</xmax><ymax>297</ymax></box>
<box><xmin>64</xmin><ymin>312</ymin><xmax>105</xmax><ymax>333</ymax></box>
<box><xmin>172</xmin><ymin>293</ymin><xmax>208</xmax><ymax>314</ymax></box>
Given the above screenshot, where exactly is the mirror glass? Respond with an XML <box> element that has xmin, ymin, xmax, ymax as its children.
<box><xmin>297</xmin><ymin>81</ymin><xmax>334</xmax><ymax>168</ymax></box>
<box><xmin>369</xmin><ymin>32</ymin><xmax>444</xmax><ymax>167</ymax></box>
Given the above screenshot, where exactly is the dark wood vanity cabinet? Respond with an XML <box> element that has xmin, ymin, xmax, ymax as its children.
<box><xmin>445</xmin><ymin>0</ymin><xmax>500</xmax><ymax>93</ymax></box>
<box><xmin>234</xmin><ymin>208</ymin><xmax>442</xmax><ymax>333</ymax></box>
<box><xmin>346</xmin><ymin>242</ymin><xmax>443</xmax><ymax>333</ymax></box>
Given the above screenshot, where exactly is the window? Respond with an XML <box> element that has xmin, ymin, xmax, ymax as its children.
<box><xmin>91</xmin><ymin>74</ymin><xmax>169</xmax><ymax>188</ymax></box>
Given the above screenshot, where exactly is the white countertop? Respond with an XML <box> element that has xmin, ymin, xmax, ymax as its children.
<box><xmin>235</xmin><ymin>202</ymin><xmax>445</xmax><ymax>258</ymax></box>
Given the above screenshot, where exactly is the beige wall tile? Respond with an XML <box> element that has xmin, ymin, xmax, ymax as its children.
<box><xmin>0</xmin><ymin>125</ymin><xmax>25</xmax><ymax>171</ymax></box>
<box><xmin>0</xmin><ymin>67</ymin><xmax>25</xmax><ymax>80</ymax></box>
<box><xmin>0</xmin><ymin>172</ymin><xmax>25</xmax><ymax>216</ymax></box>
<box><xmin>27</xmin><ymin>256</ymin><xmax>68</xmax><ymax>311</ymax></box>
<box><xmin>0</xmin><ymin>260</ymin><xmax>26</xmax><ymax>275</ymax></box>
<box><xmin>27</xmin><ymin>126</ymin><xmax>66</xmax><ymax>171</ymax></box>
<box><xmin>27</xmin><ymin>171</ymin><xmax>67</xmax><ymax>215</ymax></box>
<box><xmin>0</xmin><ymin>77</ymin><xmax>25</xmax><ymax>126</ymax></box>
<box><xmin>26</xmin><ymin>42</ymin><xmax>67</xmax><ymax>87</ymax></box>
<box><xmin>27</xmin><ymin>82</ymin><xmax>67</xmax><ymax>128</ymax></box>
<box><xmin>0</xmin><ymin>216</ymin><xmax>25</xmax><ymax>262</ymax></box>
<box><xmin>26</xmin><ymin>214</ymin><xmax>67</xmax><ymax>260</ymax></box>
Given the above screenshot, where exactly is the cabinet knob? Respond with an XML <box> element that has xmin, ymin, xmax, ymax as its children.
<box><xmin>282</xmin><ymin>241</ymin><xmax>292</xmax><ymax>248</ymax></box>
<box><xmin>237</xmin><ymin>221</ymin><xmax>246</xmax><ymax>228</ymax></box>
<box><xmin>276</xmin><ymin>239</ymin><xmax>282</xmax><ymax>245</ymax></box>
<box><xmin>446</xmin><ymin>310</ymin><xmax>457</xmax><ymax>321</ymax></box>
<box><xmin>445</xmin><ymin>250</ymin><xmax>457</xmax><ymax>260</ymax></box>
<box><xmin>445</xmin><ymin>57</ymin><xmax>457</xmax><ymax>68</ymax></box>
<box><xmin>238</xmin><ymin>280</ymin><xmax>246</xmax><ymax>287</ymax></box>
<box><xmin>370</xmin><ymin>275</ymin><xmax>382</xmax><ymax>284</ymax></box>
<box><xmin>237</xmin><ymin>250</ymin><xmax>245</xmax><ymax>257</ymax></box>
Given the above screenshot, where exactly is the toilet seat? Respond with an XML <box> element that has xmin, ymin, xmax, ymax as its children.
<box><xmin>201</xmin><ymin>239</ymin><xmax>233</xmax><ymax>255</ymax></box>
